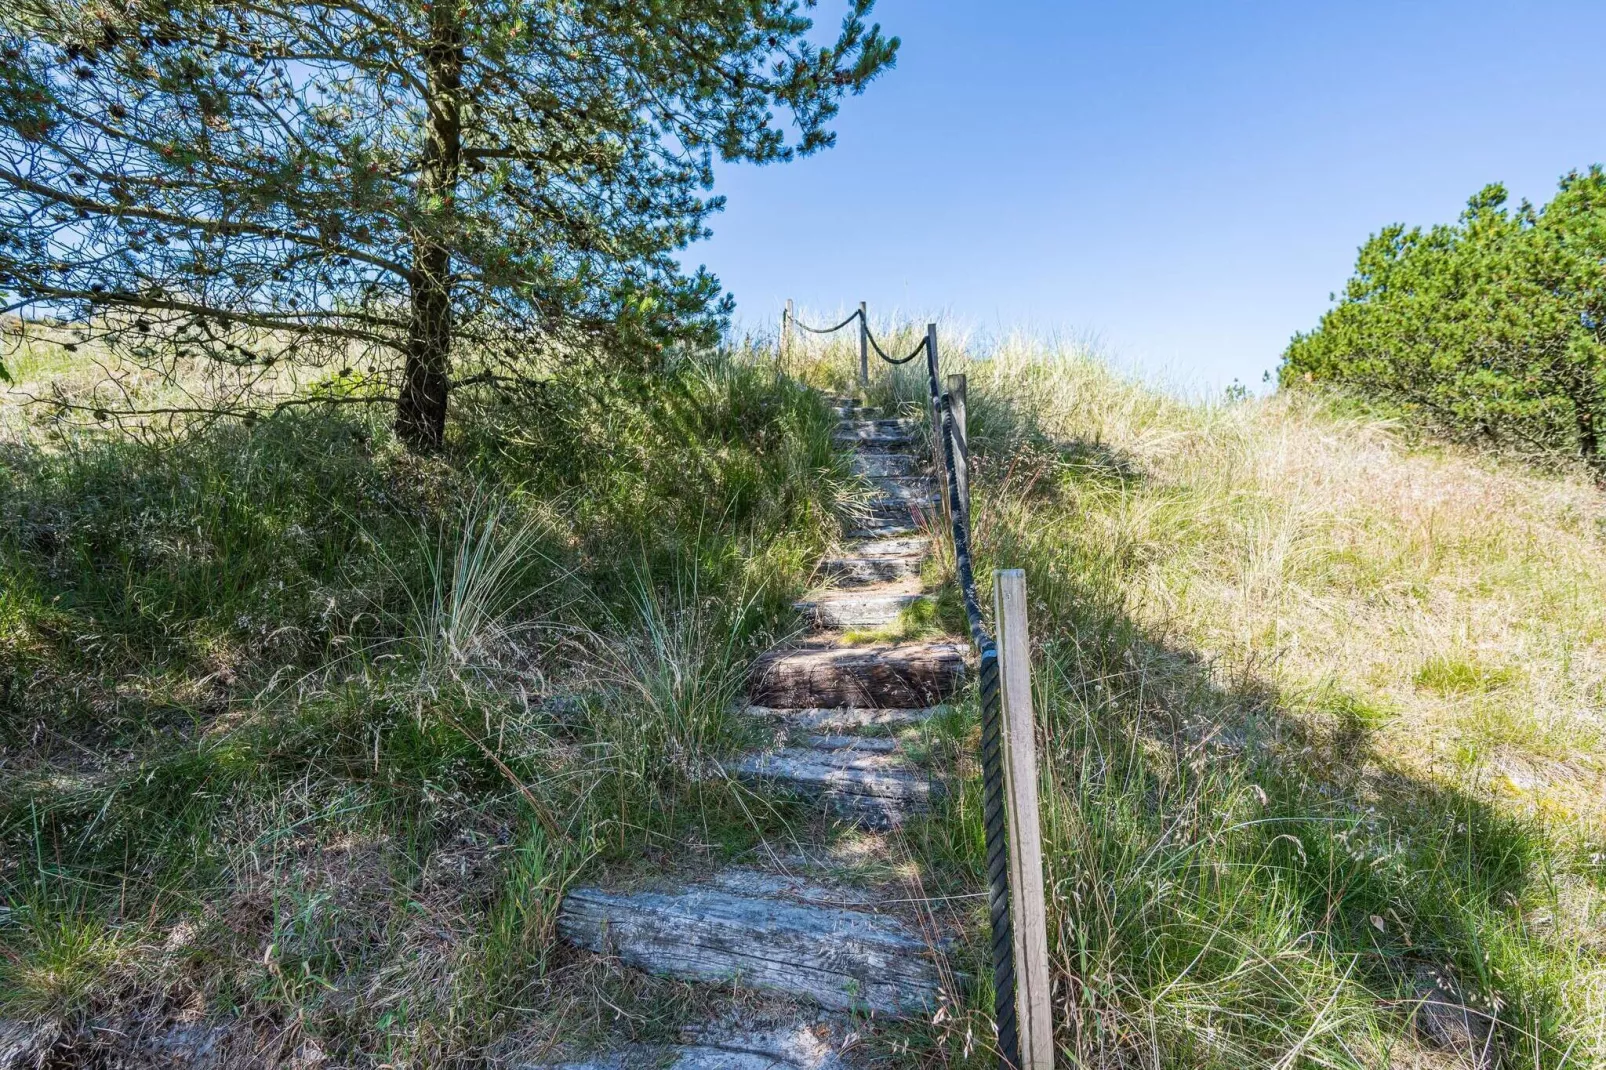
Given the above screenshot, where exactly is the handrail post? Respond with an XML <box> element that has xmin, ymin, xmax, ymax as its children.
<box><xmin>858</xmin><ymin>301</ymin><xmax>869</xmax><ymax>391</ymax></box>
<box><xmin>994</xmin><ymin>569</ymin><xmax>1055</xmax><ymax>1070</ymax></box>
<box><xmin>946</xmin><ymin>373</ymin><xmax>970</xmax><ymax>522</ymax></box>
<box><xmin>924</xmin><ymin>323</ymin><xmax>950</xmax><ymax>527</ymax></box>
<box><xmin>783</xmin><ymin>298</ymin><xmax>794</xmax><ymax>367</ymax></box>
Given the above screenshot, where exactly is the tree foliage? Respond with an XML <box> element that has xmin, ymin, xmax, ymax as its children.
<box><xmin>1281</xmin><ymin>168</ymin><xmax>1606</xmax><ymax>466</ymax></box>
<box><xmin>0</xmin><ymin>0</ymin><xmax>897</xmax><ymax>446</ymax></box>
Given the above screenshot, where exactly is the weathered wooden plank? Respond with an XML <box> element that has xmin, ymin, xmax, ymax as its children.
<box><xmin>863</xmin><ymin>494</ymin><xmax>940</xmax><ymax>518</ymax></box>
<box><xmin>946</xmin><ymin>373</ymin><xmax>971</xmax><ymax>522</ymax></box>
<box><xmin>528</xmin><ymin>1023</ymin><xmax>849</xmax><ymax>1070</ymax></box>
<box><xmin>835</xmin><ymin>422</ymin><xmax>913</xmax><ymax>437</ymax></box>
<box><xmin>858</xmin><ymin>300</ymin><xmax>870</xmax><ymax>387</ymax></box>
<box><xmin>867</xmin><ymin>476</ymin><xmax>936</xmax><ymax>501</ymax></box>
<box><xmin>822</xmin><ymin>555</ymin><xmax>923</xmax><ymax>585</ymax></box>
<box><xmin>0</xmin><ymin>1021</ymin><xmax>59</xmax><ymax>1069</ymax></box>
<box><xmin>837</xmin><ymin>417</ymin><xmax>915</xmax><ymax>433</ymax></box>
<box><xmin>794</xmin><ymin>592</ymin><xmax>930</xmax><ymax>630</ymax></box>
<box><xmin>846</xmin><ymin>535</ymin><xmax>929</xmax><ymax>557</ymax></box>
<box><xmin>749</xmin><ymin>641</ymin><xmax>967</xmax><ymax>709</ymax></box>
<box><xmin>844</xmin><ymin>521</ymin><xmax>921</xmax><ymax>539</ymax></box>
<box><xmin>849</xmin><ymin>452</ymin><xmax>921</xmax><ymax>478</ymax></box>
<box><xmin>731</xmin><ymin>744</ymin><xmax>940</xmax><ymax>827</ymax></box>
<box><xmin>845</xmin><ymin>500</ymin><xmax>938</xmax><ymax>539</ymax></box>
<box><xmin>734</xmin><ymin>745</ymin><xmax>929</xmax><ymax>800</ymax></box>
<box><xmin>742</xmin><ymin>705</ymin><xmax>944</xmax><ymax>730</ymax></box>
<box><xmin>832</xmin><ymin>428</ymin><xmax>914</xmax><ymax>448</ymax></box>
<box><xmin>557</xmin><ymin>875</ymin><xmax>943</xmax><ymax>1014</ymax></box>
<box><xmin>924</xmin><ymin>324</ymin><xmax>949</xmax><ymax>525</ymax></box>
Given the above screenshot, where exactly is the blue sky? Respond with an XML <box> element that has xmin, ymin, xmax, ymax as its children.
<box><xmin>693</xmin><ymin>1</ymin><xmax>1606</xmax><ymax>392</ymax></box>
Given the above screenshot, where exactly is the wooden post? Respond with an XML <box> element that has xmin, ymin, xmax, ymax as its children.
<box><xmin>783</xmin><ymin>298</ymin><xmax>794</xmax><ymax>366</ymax></box>
<box><xmin>994</xmin><ymin>569</ymin><xmax>1054</xmax><ymax>1070</ymax></box>
<box><xmin>925</xmin><ymin>322</ymin><xmax>950</xmax><ymax>527</ymax></box>
<box><xmin>946</xmin><ymin>373</ymin><xmax>970</xmax><ymax>522</ymax></box>
<box><xmin>858</xmin><ymin>300</ymin><xmax>869</xmax><ymax>390</ymax></box>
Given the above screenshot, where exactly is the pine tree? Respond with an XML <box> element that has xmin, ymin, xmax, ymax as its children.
<box><xmin>1282</xmin><ymin>170</ymin><xmax>1606</xmax><ymax>468</ymax></box>
<box><xmin>0</xmin><ymin>0</ymin><xmax>897</xmax><ymax>447</ymax></box>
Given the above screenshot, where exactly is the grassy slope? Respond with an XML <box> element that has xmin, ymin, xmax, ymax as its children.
<box><xmin>4</xmin><ymin>318</ymin><xmax>1604</xmax><ymax>1067</ymax></box>
<box><xmin>0</xmin><ymin>340</ymin><xmax>856</xmax><ymax>1062</ymax></box>
<box><xmin>792</xmin><ymin>326</ymin><xmax>1605</xmax><ymax>1068</ymax></box>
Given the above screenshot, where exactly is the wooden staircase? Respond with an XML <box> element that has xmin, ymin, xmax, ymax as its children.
<box><xmin>548</xmin><ymin>396</ymin><xmax>966</xmax><ymax>1067</ymax></box>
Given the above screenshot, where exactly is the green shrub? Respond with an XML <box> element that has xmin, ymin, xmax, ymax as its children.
<box><xmin>1282</xmin><ymin>168</ymin><xmax>1606</xmax><ymax>468</ymax></box>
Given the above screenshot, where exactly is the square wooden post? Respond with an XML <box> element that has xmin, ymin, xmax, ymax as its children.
<box><xmin>994</xmin><ymin>568</ymin><xmax>1054</xmax><ymax>1070</ymax></box>
<box><xmin>782</xmin><ymin>298</ymin><xmax>794</xmax><ymax>366</ymax></box>
<box><xmin>925</xmin><ymin>322</ymin><xmax>950</xmax><ymax>527</ymax></box>
<box><xmin>858</xmin><ymin>301</ymin><xmax>869</xmax><ymax>390</ymax></box>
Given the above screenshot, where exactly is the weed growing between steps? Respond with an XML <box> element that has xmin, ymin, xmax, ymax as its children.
<box><xmin>0</xmin><ymin>348</ymin><xmax>850</xmax><ymax>1061</ymax></box>
<box><xmin>787</xmin><ymin>321</ymin><xmax>1606</xmax><ymax>1068</ymax></box>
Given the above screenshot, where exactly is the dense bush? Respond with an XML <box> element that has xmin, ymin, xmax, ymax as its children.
<box><xmin>1281</xmin><ymin>167</ymin><xmax>1606</xmax><ymax>467</ymax></box>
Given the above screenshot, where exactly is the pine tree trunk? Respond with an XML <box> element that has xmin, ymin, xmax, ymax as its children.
<box><xmin>1565</xmin><ymin>365</ymin><xmax>1603</xmax><ymax>471</ymax></box>
<box><xmin>398</xmin><ymin>244</ymin><xmax>452</xmax><ymax>449</ymax></box>
<box><xmin>1578</xmin><ymin>406</ymin><xmax>1599</xmax><ymax>463</ymax></box>
<box><xmin>395</xmin><ymin>5</ymin><xmax>463</xmax><ymax>451</ymax></box>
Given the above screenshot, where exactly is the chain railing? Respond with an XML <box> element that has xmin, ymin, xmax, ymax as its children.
<box><xmin>779</xmin><ymin>303</ymin><xmax>1033</xmax><ymax>1070</ymax></box>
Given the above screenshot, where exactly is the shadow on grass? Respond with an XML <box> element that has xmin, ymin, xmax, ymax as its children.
<box><xmin>911</xmin><ymin>425</ymin><xmax>1590</xmax><ymax>1069</ymax></box>
<box><xmin>0</xmin><ymin>409</ymin><xmax>426</xmax><ymax>763</ymax></box>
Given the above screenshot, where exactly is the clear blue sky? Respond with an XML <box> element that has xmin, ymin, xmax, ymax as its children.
<box><xmin>694</xmin><ymin>1</ymin><xmax>1606</xmax><ymax>392</ymax></box>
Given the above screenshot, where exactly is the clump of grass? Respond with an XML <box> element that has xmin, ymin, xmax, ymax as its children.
<box><xmin>590</xmin><ymin>569</ymin><xmax>753</xmax><ymax>766</ymax></box>
<box><xmin>575</xmin><ymin>565</ymin><xmax>788</xmax><ymax>858</ymax></box>
<box><xmin>373</xmin><ymin>484</ymin><xmax>562</xmax><ymax>687</ymax></box>
<box><xmin>1416</xmin><ymin>654</ymin><xmax>1519</xmax><ymax>696</ymax></box>
<box><xmin>480</xmin><ymin>821</ymin><xmax>590</xmax><ymax>997</ymax></box>
<box><xmin>0</xmin><ymin>893</ymin><xmax>133</xmax><ymax>1019</ymax></box>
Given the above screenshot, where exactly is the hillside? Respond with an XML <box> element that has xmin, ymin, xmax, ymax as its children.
<box><xmin>796</xmin><ymin>325</ymin><xmax>1606</xmax><ymax>1067</ymax></box>
<box><xmin>2</xmin><ymin>324</ymin><xmax>1604</xmax><ymax>1067</ymax></box>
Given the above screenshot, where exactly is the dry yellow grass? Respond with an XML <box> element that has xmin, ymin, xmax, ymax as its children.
<box><xmin>979</xmin><ymin>338</ymin><xmax>1606</xmax><ymax>836</ymax></box>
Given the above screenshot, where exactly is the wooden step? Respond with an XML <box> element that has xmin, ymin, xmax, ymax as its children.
<box><xmin>861</xmin><ymin>497</ymin><xmax>929</xmax><ymax>523</ymax></box>
<box><xmin>845</xmin><ymin>521</ymin><xmax>921</xmax><ymax>539</ymax></box>
<box><xmin>867</xmin><ymin>476</ymin><xmax>936</xmax><ymax>501</ymax></box>
<box><xmin>849</xmin><ymin>499</ymin><xmax>938</xmax><ymax>532</ymax></box>
<box><xmin>822</xmin><ymin>554</ymin><xmax>923</xmax><ymax>585</ymax></box>
<box><xmin>558</xmin><ymin>871</ymin><xmax>945</xmax><ymax>1014</ymax></box>
<box><xmin>872</xmin><ymin>493</ymin><xmax>940</xmax><ymax>511</ymax></box>
<box><xmin>847</xmin><ymin>535</ymin><xmax>930</xmax><ymax>557</ymax></box>
<box><xmin>837</xmin><ymin>417</ymin><xmax>913</xmax><ymax>432</ymax></box>
<box><xmin>794</xmin><ymin>591</ymin><xmax>930</xmax><ymax>630</ymax></box>
<box><xmin>832</xmin><ymin>420</ymin><xmax>915</xmax><ymax>447</ymax></box>
<box><xmin>805</xmin><ymin>734</ymin><xmax>899</xmax><ymax>752</ymax></box>
<box><xmin>743</xmin><ymin>704</ymin><xmax>945</xmax><ymax>730</ymax></box>
<box><xmin>731</xmin><ymin>743</ymin><xmax>939</xmax><ymax>828</ymax></box>
<box><xmin>850</xmin><ymin>452</ymin><xmax>921</xmax><ymax>478</ymax></box>
<box><xmin>749</xmin><ymin>641</ymin><xmax>967</xmax><ymax>708</ymax></box>
<box><xmin>533</xmin><ymin>1023</ymin><xmax>848</xmax><ymax>1070</ymax></box>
